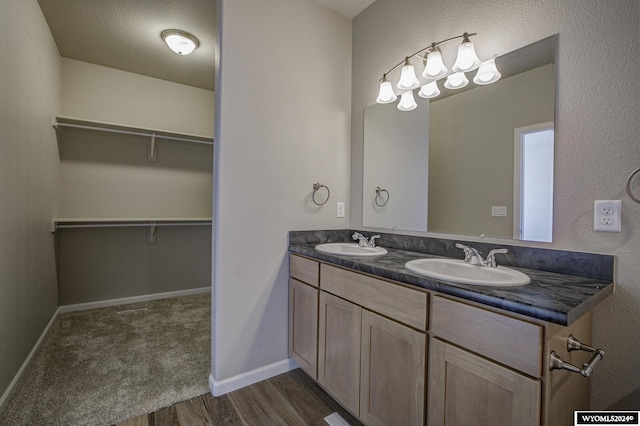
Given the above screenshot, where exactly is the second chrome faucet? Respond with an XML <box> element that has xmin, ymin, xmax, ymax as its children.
<box><xmin>353</xmin><ymin>232</ymin><xmax>381</xmax><ymax>248</ymax></box>
<box><xmin>455</xmin><ymin>243</ymin><xmax>508</xmax><ymax>267</ymax></box>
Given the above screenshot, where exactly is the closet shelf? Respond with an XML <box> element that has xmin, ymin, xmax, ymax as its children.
<box><xmin>52</xmin><ymin>115</ymin><xmax>214</xmax><ymax>146</ymax></box>
<box><xmin>51</xmin><ymin>218</ymin><xmax>213</xmax><ymax>233</ymax></box>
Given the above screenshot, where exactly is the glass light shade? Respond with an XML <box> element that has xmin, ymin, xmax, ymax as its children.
<box><xmin>397</xmin><ymin>91</ymin><xmax>418</xmax><ymax>111</ymax></box>
<box><xmin>418</xmin><ymin>81</ymin><xmax>440</xmax><ymax>99</ymax></box>
<box><xmin>473</xmin><ymin>58</ymin><xmax>501</xmax><ymax>85</ymax></box>
<box><xmin>376</xmin><ymin>80</ymin><xmax>397</xmax><ymax>104</ymax></box>
<box><xmin>397</xmin><ymin>60</ymin><xmax>421</xmax><ymax>91</ymax></box>
<box><xmin>444</xmin><ymin>72</ymin><xmax>469</xmax><ymax>90</ymax></box>
<box><xmin>422</xmin><ymin>50</ymin><xmax>448</xmax><ymax>79</ymax></box>
<box><xmin>452</xmin><ymin>41</ymin><xmax>481</xmax><ymax>72</ymax></box>
<box><xmin>162</xmin><ymin>30</ymin><xmax>200</xmax><ymax>55</ymax></box>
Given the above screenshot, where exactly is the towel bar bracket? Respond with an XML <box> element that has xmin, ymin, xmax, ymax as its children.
<box><xmin>549</xmin><ymin>334</ymin><xmax>605</xmax><ymax>377</ymax></box>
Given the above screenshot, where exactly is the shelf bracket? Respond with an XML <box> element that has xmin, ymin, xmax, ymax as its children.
<box><xmin>147</xmin><ymin>223</ymin><xmax>157</xmax><ymax>244</ymax></box>
<box><xmin>148</xmin><ymin>134</ymin><xmax>158</xmax><ymax>162</ymax></box>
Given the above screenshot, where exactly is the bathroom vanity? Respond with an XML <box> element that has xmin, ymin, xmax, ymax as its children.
<box><xmin>288</xmin><ymin>230</ymin><xmax>614</xmax><ymax>426</ymax></box>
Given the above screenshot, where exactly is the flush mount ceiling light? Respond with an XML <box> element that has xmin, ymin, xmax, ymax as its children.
<box><xmin>161</xmin><ymin>29</ymin><xmax>200</xmax><ymax>55</ymax></box>
<box><xmin>376</xmin><ymin>32</ymin><xmax>501</xmax><ymax>111</ymax></box>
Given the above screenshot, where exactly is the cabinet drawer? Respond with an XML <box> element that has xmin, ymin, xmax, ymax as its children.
<box><xmin>290</xmin><ymin>254</ymin><xmax>319</xmax><ymax>287</ymax></box>
<box><xmin>320</xmin><ymin>264</ymin><xmax>427</xmax><ymax>331</ymax></box>
<box><xmin>431</xmin><ymin>296</ymin><xmax>542</xmax><ymax>377</ymax></box>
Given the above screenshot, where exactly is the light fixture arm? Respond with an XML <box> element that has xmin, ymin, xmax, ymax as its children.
<box><xmin>378</xmin><ymin>32</ymin><xmax>477</xmax><ymax>82</ymax></box>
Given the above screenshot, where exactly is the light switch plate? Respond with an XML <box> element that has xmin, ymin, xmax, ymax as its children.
<box><xmin>492</xmin><ymin>206</ymin><xmax>507</xmax><ymax>217</ymax></box>
<box><xmin>594</xmin><ymin>200</ymin><xmax>621</xmax><ymax>232</ymax></box>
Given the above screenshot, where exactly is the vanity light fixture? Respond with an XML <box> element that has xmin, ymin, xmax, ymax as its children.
<box><xmin>397</xmin><ymin>57</ymin><xmax>421</xmax><ymax>91</ymax></box>
<box><xmin>376</xmin><ymin>32</ymin><xmax>501</xmax><ymax>111</ymax></box>
<box><xmin>376</xmin><ymin>75</ymin><xmax>398</xmax><ymax>104</ymax></box>
<box><xmin>451</xmin><ymin>33</ymin><xmax>481</xmax><ymax>72</ymax></box>
<box><xmin>397</xmin><ymin>91</ymin><xmax>418</xmax><ymax>111</ymax></box>
<box><xmin>418</xmin><ymin>81</ymin><xmax>440</xmax><ymax>99</ymax></box>
<box><xmin>473</xmin><ymin>57</ymin><xmax>502</xmax><ymax>85</ymax></box>
<box><xmin>422</xmin><ymin>45</ymin><xmax>448</xmax><ymax>79</ymax></box>
<box><xmin>161</xmin><ymin>29</ymin><xmax>200</xmax><ymax>55</ymax></box>
<box><xmin>444</xmin><ymin>72</ymin><xmax>469</xmax><ymax>90</ymax></box>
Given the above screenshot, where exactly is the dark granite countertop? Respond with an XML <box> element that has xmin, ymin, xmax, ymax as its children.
<box><xmin>289</xmin><ymin>243</ymin><xmax>614</xmax><ymax>326</ymax></box>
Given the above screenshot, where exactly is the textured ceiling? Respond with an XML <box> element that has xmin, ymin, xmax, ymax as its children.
<box><xmin>37</xmin><ymin>0</ymin><xmax>374</xmax><ymax>92</ymax></box>
<box><xmin>313</xmin><ymin>0</ymin><xmax>375</xmax><ymax>18</ymax></box>
<box><xmin>37</xmin><ymin>0</ymin><xmax>216</xmax><ymax>91</ymax></box>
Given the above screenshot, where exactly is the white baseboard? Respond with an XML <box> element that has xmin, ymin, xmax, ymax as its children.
<box><xmin>209</xmin><ymin>358</ymin><xmax>299</xmax><ymax>396</ymax></box>
<box><xmin>0</xmin><ymin>307</ymin><xmax>61</xmax><ymax>412</ymax></box>
<box><xmin>58</xmin><ymin>287</ymin><xmax>211</xmax><ymax>313</ymax></box>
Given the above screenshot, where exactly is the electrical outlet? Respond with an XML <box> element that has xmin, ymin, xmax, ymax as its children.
<box><xmin>594</xmin><ymin>200</ymin><xmax>621</xmax><ymax>232</ymax></box>
<box><xmin>337</xmin><ymin>202</ymin><xmax>345</xmax><ymax>218</ymax></box>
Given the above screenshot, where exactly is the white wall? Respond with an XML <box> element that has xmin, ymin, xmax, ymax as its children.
<box><xmin>351</xmin><ymin>0</ymin><xmax>640</xmax><ymax>409</ymax></box>
<box><xmin>62</xmin><ymin>58</ymin><xmax>215</xmax><ymax>137</ymax></box>
<box><xmin>0</xmin><ymin>0</ymin><xmax>61</xmax><ymax>405</ymax></box>
<box><xmin>212</xmin><ymin>0</ymin><xmax>351</xmax><ymax>388</ymax></box>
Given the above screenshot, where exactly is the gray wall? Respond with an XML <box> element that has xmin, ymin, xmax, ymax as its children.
<box><xmin>56</xmin><ymin>59</ymin><xmax>214</xmax><ymax>305</ymax></box>
<box><xmin>363</xmin><ymin>101</ymin><xmax>429</xmax><ymax>231</ymax></box>
<box><xmin>0</xmin><ymin>0</ymin><xmax>61</xmax><ymax>404</ymax></box>
<box><xmin>57</xmin><ymin>227</ymin><xmax>212</xmax><ymax>305</ymax></box>
<box><xmin>61</xmin><ymin>58</ymin><xmax>215</xmax><ymax>137</ymax></box>
<box><xmin>428</xmin><ymin>64</ymin><xmax>555</xmax><ymax>238</ymax></box>
<box><xmin>213</xmin><ymin>0</ymin><xmax>351</xmax><ymax>383</ymax></box>
<box><xmin>351</xmin><ymin>0</ymin><xmax>640</xmax><ymax>409</ymax></box>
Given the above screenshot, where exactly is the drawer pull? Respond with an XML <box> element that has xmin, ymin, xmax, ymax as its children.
<box><xmin>549</xmin><ymin>334</ymin><xmax>605</xmax><ymax>378</ymax></box>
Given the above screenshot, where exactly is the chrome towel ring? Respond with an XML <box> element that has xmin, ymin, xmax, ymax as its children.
<box><xmin>375</xmin><ymin>187</ymin><xmax>390</xmax><ymax>207</ymax></box>
<box><xmin>312</xmin><ymin>182</ymin><xmax>330</xmax><ymax>206</ymax></box>
<box><xmin>626</xmin><ymin>167</ymin><xmax>640</xmax><ymax>204</ymax></box>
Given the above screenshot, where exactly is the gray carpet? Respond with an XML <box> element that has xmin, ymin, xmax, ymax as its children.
<box><xmin>0</xmin><ymin>292</ymin><xmax>211</xmax><ymax>426</ymax></box>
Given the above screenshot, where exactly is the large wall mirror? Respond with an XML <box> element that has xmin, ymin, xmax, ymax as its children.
<box><xmin>363</xmin><ymin>35</ymin><xmax>557</xmax><ymax>242</ymax></box>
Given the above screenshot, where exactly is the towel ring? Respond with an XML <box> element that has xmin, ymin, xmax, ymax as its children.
<box><xmin>626</xmin><ymin>167</ymin><xmax>640</xmax><ymax>204</ymax></box>
<box><xmin>375</xmin><ymin>187</ymin><xmax>390</xmax><ymax>207</ymax></box>
<box><xmin>312</xmin><ymin>182</ymin><xmax>330</xmax><ymax>206</ymax></box>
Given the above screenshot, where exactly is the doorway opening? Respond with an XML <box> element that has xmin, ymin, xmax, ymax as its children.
<box><xmin>513</xmin><ymin>123</ymin><xmax>554</xmax><ymax>242</ymax></box>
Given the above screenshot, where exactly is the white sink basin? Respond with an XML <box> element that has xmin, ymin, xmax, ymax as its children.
<box><xmin>315</xmin><ymin>243</ymin><xmax>388</xmax><ymax>257</ymax></box>
<box><xmin>405</xmin><ymin>258</ymin><xmax>530</xmax><ymax>287</ymax></box>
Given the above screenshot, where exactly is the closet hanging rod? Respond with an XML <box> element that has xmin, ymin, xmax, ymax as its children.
<box><xmin>54</xmin><ymin>120</ymin><xmax>214</xmax><ymax>146</ymax></box>
<box><xmin>53</xmin><ymin>221</ymin><xmax>212</xmax><ymax>231</ymax></box>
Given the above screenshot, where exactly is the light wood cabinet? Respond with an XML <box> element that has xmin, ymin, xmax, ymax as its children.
<box><xmin>428</xmin><ymin>337</ymin><xmax>540</xmax><ymax>426</ymax></box>
<box><xmin>288</xmin><ymin>254</ymin><xmax>595</xmax><ymax>426</ymax></box>
<box><xmin>430</xmin><ymin>295</ymin><xmax>593</xmax><ymax>426</ymax></box>
<box><xmin>288</xmin><ymin>278</ymin><xmax>319</xmax><ymax>379</ymax></box>
<box><xmin>318</xmin><ymin>291</ymin><xmax>362</xmax><ymax>414</ymax></box>
<box><xmin>360</xmin><ymin>310</ymin><xmax>426</xmax><ymax>426</ymax></box>
<box><xmin>290</xmin><ymin>254</ymin><xmax>319</xmax><ymax>287</ymax></box>
<box><xmin>317</xmin><ymin>264</ymin><xmax>427</xmax><ymax>425</ymax></box>
<box><xmin>430</xmin><ymin>296</ymin><xmax>542</xmax><ymax>377</ymax></box>
<box><xmin>320</xmin><ymin>264</ymin><xmax>427</xmax><ymax>330</ymax></box>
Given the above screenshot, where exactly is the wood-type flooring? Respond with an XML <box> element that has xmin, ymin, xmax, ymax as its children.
<box><xmin>114</xmin><ymin>369</ymin><xmax>362</xmax><ymax>426</ymax></box>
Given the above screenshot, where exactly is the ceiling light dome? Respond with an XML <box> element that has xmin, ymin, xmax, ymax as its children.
<box><xmin>161</xmin><ymin>29</ymin><xmax>200</xmax><ymax>55</ymax></box>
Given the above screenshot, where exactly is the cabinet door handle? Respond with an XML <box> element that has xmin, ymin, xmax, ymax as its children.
<box><xmin>549</xmin><ymin>334</ymin><xmax>604</xmax><ymax>377</ymax></box>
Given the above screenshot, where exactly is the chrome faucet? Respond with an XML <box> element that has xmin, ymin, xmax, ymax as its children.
<box><xmin>485</xmin><ymin>248</ymin><xmax>509</xmax><ymax>267</ymax></box>
<box><xmin>455</xmin><ymin>243</ymin><xmax>508</xmax><ymax>267</ymax></box>
<box><xmin>352</xmin><ymin>232</ymin><xmax>381</xmax><ymax>248</ymax></box>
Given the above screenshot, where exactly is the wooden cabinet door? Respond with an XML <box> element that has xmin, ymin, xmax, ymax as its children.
<box><xmin>289</xmin><ymin>278</ymin><xmax>318</xmax><ymax>379</ymax></box>
<box><xmin>360</xmin><ymin>310</ymin><xmax>426</xmax><ymax>426</ymax></box>
<box><xmin>428</xmin><ymin>338</ymin><xmax>540</xmax><ymax>426</ymax></box>
<box><xmin>318</xmin><ymin>291</ymin><xmax>362</xmax><ymax>415</ymax></box>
